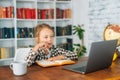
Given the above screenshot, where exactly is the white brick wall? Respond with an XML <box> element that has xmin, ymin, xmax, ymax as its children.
<box><xmin>88</xmin><ymin>0</ymin><xmax>120</xmax><ymax>48</ymax></box>
<box><xmin>73</xmin><ymin>0</ymin><xmax>120</xmax><ymax>55</ymax></box>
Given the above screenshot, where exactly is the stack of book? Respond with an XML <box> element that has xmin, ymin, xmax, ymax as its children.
<box><xmin>16</xmin><ymin>8</ymin><xmax>36</xmax><ymax>19</ymax></box>
<box><xmin>56</xmin><ymin>25</ymin><xmax>72</xmax><ymax>36</ymax></box>
<box><xmin>56</xmin><ymin>8</ymin><xmax>71</xmax><ymax>19</ymax></box>
<box><xmin>0</xmin><ymin>47</ymin><xmax>14</xmax><ymax>59</ymax></box>
<box><xmin>37</xmin><ymin>8</ymin><xmax>54</xmax><ymax>19</ymax></box>
<box><xmin>0</xmin><ymin>27</ymin><xmax>14</xmax><ymax>39</ymax></box>
<box><xmin>57</xmin><ymin>38</ymin><xmax>73</xmax><ymax>50</ymax></box>
<box><xmin>17</xmin><ymin>27</ymin><xmax>35</xmax><ymax>38</ymax></box>
<box><xmin>0</xmin><ymin>6</ymin><xmax>14</xmax><ymax>18</ymax></box>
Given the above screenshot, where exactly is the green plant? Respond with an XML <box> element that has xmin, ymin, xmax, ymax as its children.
<box><xmin>72</xmin><ymin>24</ymin><xmax>87</xmax><ymax>57</ymax></box>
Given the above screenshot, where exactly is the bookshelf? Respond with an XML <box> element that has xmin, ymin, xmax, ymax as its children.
<box><xmin>0</xmin><ymin>0</ymin><xmax>73</xmax><ymax>62</ymax></box>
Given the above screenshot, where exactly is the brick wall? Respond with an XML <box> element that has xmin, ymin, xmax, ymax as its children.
<box><xmin>88</xmin><ymin>0</ymin><xmax>120</xmax><ymax>47</ymax></box>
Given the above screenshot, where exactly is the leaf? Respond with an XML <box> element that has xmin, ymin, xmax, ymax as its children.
<box><xmin>73</xmin><ymin>44</ymin><xmax>80</xmax><ymax>46</ymax></box>
<box><xmin>72</xmin><ymin>24</ymin><xmax>87</xmax><ymax>57</ymax></box>
<box><xmin>73</xmin><ymin>31</ymin><xmax>77</xmax><ymax>35</ymax></box>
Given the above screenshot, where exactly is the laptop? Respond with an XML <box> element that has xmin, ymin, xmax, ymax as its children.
<box><xmin>63</xmin><ymin>39</ymin><xmax>117</xmax><ymax>74</ymax></box>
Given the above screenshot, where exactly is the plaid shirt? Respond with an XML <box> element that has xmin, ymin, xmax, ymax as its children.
<box><xmin>25</xmin><ymin>47</ymin><xmax>78</xmax><ymax>66</ymax></box>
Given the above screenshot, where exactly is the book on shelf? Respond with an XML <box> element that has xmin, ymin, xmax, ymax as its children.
<box><xmin>56</xmin><ymin>43</ymin><xmax>72</xmax><ymax>50</ymax></box>
<box><xmin>1</xmin><ymin>48</ymin><xmax>9</xmax><ymax>59</ymax></box>
<box><xmin>56</xmin><ymin>8</ymin><xmax>61</xmax><ymax>19</ymax></box>
<box><xmin>37</xmin><ymin>8</ymin><xmax>54</xmax><ymax>19</ymax></box>
<box><xmin>37</xmin><ymin>9</ymin><xmax>41</xmax><ymax>19</ymax></box>
<box><xmin>17</xmin><ymin>27</ymin><xmax>35</xmax><ymax>38</ymax></box>
<box><xmin>67</xmin><ymin>8</ymin><xmax>72</xmax><ymax>18</ymax></box>
<box><xmin>16</xmin><ymin>8</ymin><xmax>36</xmax><ymax>19</ymax></box>
<box><xmin>0</xmin><ymin>47</ymin><xmax>14</xmax><ymax>59</ymax></box>
<box><xmin>1</xmin><ymin>27</ymin><xmax>14</xmax><ymax>38</ymax></box>
<box><xmin>41</xmin><ymin>9</ymin><xmax>47</xmax><ymax>19</ymax></box>
<box><xmin>32</xmin><ymin>8</ymin><xmax>36</xmax><ymax>19</ymax></box>
<box><xmin>0</xmin><ymin>28</ymin><xmax>2</xmax><ymax>39</ymax></box>
<box><xmin>48</xmin><ymin>8</ymin><xmax>54</xmax><ymax>19</ymax></box>
<box><xmin>1</xmin><ymin>7</ymin><xmax>6</xmax><ymax>18</ymax></box>
<box><xmin>56</xmin><ymin>38</ymin><xmax>73</xmax><ymax>50</ymax></box>
<box><xmin>9</xmin><ymin>6</ymin><xmax>14</xmax><ymax>18</ymax></box>
<box><xmin>36</xmin><ymin>59</ymin><xmax>75</xmax><ymax>67</ymax></box>
<box><xmin>10</xmin><ymin>27</ymin><xmax>14</xmax><ymax>38</ymax></box>
<box><xmin>56</xmin><ymin>25</ymin><xmax>72</xmax><ymax>36</ymax></box>
<box><xmin>67</xmin><ymin>38</ymin><xmax>73</xmax><ymax>50</ymax></box>
<box><xmin>56</xmin><ymin>8</ymin><xmax>72</xmax><ymax>19</ymax></box>
<box><xmin>25</xmin><ymin>8</ymin><xmax>31</xmax><ymax>19</ymax></box>
<box><xmin>21</xmin><ymin>8</ymin><xmax>26</xmax><ymax>19</ymax></box>
<box><xmin>0</xmin><ymin>6</ymin><xmax>14</xmax><ymax>18</ymax></box>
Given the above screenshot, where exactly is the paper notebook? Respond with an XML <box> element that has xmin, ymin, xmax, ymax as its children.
<box><xmin>36</xmin><ymin>60</ymin><xmax>75</xmax><ymax>67</ymax></box>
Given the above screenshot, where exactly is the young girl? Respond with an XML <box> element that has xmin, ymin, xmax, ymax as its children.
<box><xmin>25</xmin><ymin>23</ymin><xmax>78</xmax><ymax>66</ymax></box>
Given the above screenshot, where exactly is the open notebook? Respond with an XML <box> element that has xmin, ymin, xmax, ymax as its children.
<box><xmin>36</xmin><ymin>59</ymin><xmax>75</xmax><ymax>67</ymax></box>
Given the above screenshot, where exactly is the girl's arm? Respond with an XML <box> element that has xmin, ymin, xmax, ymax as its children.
<box><xmin>48</xmin><ymin>48</ymin><xmax>78</xmax><ymax>61</ymax></box>
<box><xmin>25</xmin><ymin>47</ymin><xmax>46</xmax><ymax>66</ymax></box>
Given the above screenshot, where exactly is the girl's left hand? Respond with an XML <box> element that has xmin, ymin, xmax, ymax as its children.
<box><xmin>47</xmin><ymin>55</ymin><xmax>65</xmax><ymax>61</ymax></box>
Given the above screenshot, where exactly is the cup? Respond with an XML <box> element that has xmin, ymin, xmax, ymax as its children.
<box><xmin>10</xmin><ymin>61</ymin><xmax>27</xmax><ymax>76</ymax></box>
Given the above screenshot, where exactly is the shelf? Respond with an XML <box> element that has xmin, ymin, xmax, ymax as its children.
<box><xmin>16</xmin><ymin>0</ymin><xmax>35</xmax><ymax>2</ymax></box>
<box><xmin>17</xmin><ymin>38</ymin><xmax>35</xmax><ymax>41</ymax></box>
<box><xmin>56</xmin><ymin>18</ymin><xmax>72</xmax><ymax>21</ymax></box>
<box><xmin>37</xmin><ymin>19</ymin><xmax>54</xmax><ymax>22</ymax></box>
<box><xmin>56</xmin><ymin>1</ymin><xmax>71</xmax><ymax>3</ymax></box>
<box><xmin>0</xmin><ymin>39</ymin><xmax>15</xmax><ymax>47</ymax></box>
<box><xmin>0</xmin><ymin>0</ymin><xmax>73</xmax><ymax>61</ymax></box>
<box><xmin>0</xmin><ymin>38</ymin><xmax>14</xmax><ymax>41</ymax></box>
<box><xmin>37</xmin><ymin>0</ymin><xmax>54</xmax><ymax>3</ymax></box>
<box><xmin>56</xmin><ymin>35</ymin><xmax>72</xmax><ymax>39</ymax></box>
<box><xmin>0</xmin><ymin>18</ymin><xmax>14</xmax><ymax>20</ymax></box>
<box><xmin>17</xmin><ymin>19</ymin><xmax>36</xmax><ymax>21</ymax></box>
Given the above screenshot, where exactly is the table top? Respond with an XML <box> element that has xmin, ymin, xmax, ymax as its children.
<box><xmin>1</xmin><ymin>57</ymin><xmax>120</xmax><ymax>80</ymax></box>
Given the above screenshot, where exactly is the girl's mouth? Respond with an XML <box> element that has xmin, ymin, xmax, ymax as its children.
<box><xmin>47</xmin><ymin>43</ymin><xmax>52</xmax><ymax>48</ymax></box>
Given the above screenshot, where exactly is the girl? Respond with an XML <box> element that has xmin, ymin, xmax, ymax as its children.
<box><xmin>25</xmin><ymin>23</ymin><xmax>78</xmax><ymax>66</ymax></box>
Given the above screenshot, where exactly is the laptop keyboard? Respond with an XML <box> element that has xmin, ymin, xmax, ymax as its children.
<box><xmin>73</xmin><ymin>66</ymin><xmax>86</xmax><ymax>72</ymax></box>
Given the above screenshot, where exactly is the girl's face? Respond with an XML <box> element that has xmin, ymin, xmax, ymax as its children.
<box><xmin>39</xmin><ymin>28</ymin><xmax>54</xmax><ymax>48</ymax></box>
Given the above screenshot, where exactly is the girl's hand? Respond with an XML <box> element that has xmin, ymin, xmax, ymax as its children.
<box><xmin>38</xmin><ymin>42</ymin><xmax>49</xmax><ymax>54</ymax></box>
<box><xmin>47</xmin><ymin>55</ymin><xmax>65</xmax><ymax>61</ymax></box>
<box><xmin>33</xmin><ymin>42</ymin><xmax>49</xmax><ymax>54</ymax></box>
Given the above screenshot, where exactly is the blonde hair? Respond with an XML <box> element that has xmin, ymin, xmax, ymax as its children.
<box><xmin>35</xmin><ymin>23</ymin><xmax>54</xmax><ymax>43</ymax></box>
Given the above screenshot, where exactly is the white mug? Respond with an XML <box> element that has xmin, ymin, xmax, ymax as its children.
<box><xmin>10</xmin><ymin>61</ymin><xmax>27</xmax><ymax>76</ymax></box>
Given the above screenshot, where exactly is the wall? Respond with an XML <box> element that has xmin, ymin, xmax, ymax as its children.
<box><xmin>73</xmin><ymin>0</ymin><xmax>120</xmax><ymax>56</ymax></box>
<box><xmin>73</xmin><ymin>0</ymin><xmax>89</xmax><ymax>56</ymax></box>
<box><xmin>88</xmin><ymin>0</ymin><xmax>120</xmax><ymax>49</ymax></box>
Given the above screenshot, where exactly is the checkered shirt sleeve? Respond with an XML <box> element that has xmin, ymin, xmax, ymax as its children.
<box><xmin>25</xmin><ymin>47</ymin><xmax>78</xmax><ymax>66</ymax></box>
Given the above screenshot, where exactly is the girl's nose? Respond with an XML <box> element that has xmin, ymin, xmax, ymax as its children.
<box><xmin>47</xmin><ymin>37</ymin><xmax>52</xmax><ymax>42</ymax></box>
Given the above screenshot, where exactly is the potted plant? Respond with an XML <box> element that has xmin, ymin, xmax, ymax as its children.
<box><xmin>72</xmin><ymin>24</ymin><xmax>87</xmax><ymax>57</ymax></box>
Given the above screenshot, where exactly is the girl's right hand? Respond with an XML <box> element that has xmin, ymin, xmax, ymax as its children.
<box><xmin>32</xmin><ymin>42</ymin><xmax>48</xmax><ymax>54</ymax></box>
<box><xmin>38</xmin><ymin>42</ymin><xmax>49</xmax><ymax>54</ymax></box>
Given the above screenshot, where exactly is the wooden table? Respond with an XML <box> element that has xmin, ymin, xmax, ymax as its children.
<box><xmin>1</xmin><ymin>57</ymin><xmax>120</xmax><ymax>80</ymax></box>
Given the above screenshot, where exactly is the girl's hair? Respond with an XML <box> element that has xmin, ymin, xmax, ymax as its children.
<box><xmin>35</xmin><ymin>23</ymin><xmax>54</xmax><ymax>43</ymax></box>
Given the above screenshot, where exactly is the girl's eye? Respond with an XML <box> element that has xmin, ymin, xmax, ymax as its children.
<box><xmin>45</xmin><ymin>36</ymin><xmax>48</xmax><ymax>38</ymax></box>
<box><xmin>44</xmin><ymin>35</ymin><xmax>54</xmax><ymax>39</ymax></box>
<box><xmin>51</xmin><ymin>36</ymin><xmax>54</xmax><ymax>38</ymax></box>
<box><xmin>44</xmin><ymin>36</ymin><xmax>48</xmax><ymax>38</ymax></box>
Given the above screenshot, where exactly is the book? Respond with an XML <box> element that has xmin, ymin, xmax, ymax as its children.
<box><xmin>37</xmin><ymin>9</ymin><xmax>41</xmax><ymax>19</ymax></box>
<box><xmin>0</xmin><ymin>47</ymin><xmax>15</xmax><ymax>59</ymax></box>
<box><xmin>25</xmin><ymin>8</ymin><xmax>31</xmax><ymax>19</ymax></box>
<box><xmin>0</xmin><ymin>28</ymin><xmax>2</xmax><ymax>39</ymax></box>
<box><xmin>36</xmin><ymin>59</ymin><xmax>75</xmax><ymax>67</ymax></box>
<box><xmin>31</xmin><ymin>8</ymin><xmax>36</xmax><ymax>19</ymax></box>
<box><xmin>0</xmin><ymin>48</ymin><xmax>10</xmax><ymax>59</ymax></box>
